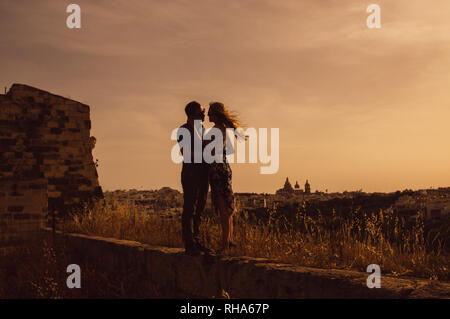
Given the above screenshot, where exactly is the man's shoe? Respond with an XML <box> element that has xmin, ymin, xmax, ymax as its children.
<box><xmin>194</xmin><ymin>241</ymin><xmax>213</xmax><ymax>254</ymax></box>
<box><xmin>185</xmin><ymin>246</ymin><xmax>202</xmax><ymax>256</ymax></box>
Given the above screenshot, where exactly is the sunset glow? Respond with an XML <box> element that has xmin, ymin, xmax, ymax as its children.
<box><xmin>1</xmin><ymin>0</ymin><xmax>449</xmax><ymax>193</ymax></box>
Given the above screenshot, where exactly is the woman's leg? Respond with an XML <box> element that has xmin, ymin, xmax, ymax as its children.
<box><xmin>216</xmin><ymin>196</ymin><xmax>231</xmax><ymax>250</ymax></box>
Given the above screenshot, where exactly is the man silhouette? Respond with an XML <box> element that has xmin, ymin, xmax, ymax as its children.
<box><xmin>177</xmin><ymin>101</ymin><xmax>211</xmax><ymax>255</ymax></box>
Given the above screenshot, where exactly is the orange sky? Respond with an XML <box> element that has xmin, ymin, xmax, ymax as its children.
<box><xmin>1</xmin><ymin>1</ymin><xmax>449</xmax><ymax>193</ymax></box>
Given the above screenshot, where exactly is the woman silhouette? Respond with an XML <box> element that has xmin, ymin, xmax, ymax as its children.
<box><xmin>207</xmin><ymin>102</ymin><xmax>244</xmax><ymax>252</ymax></box>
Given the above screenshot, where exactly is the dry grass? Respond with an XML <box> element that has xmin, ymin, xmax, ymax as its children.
<box><xmin>64</xmin><ymin>198</ymin><xmax>450</xmax><ymax>282</ymax></box>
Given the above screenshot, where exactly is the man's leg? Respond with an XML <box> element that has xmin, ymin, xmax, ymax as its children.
<box><xmin>193</xmin><ymin>170</ymin><xmax>209</xmax><ymax>242</ymax></box>
<box><xmin>181</xmin><ymin>169</ymin><xmax>196</xmax><ymax>250</ymax></box>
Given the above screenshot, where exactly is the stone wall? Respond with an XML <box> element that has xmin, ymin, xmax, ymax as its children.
<box><xmin>0</xmin><ymin>180</ymin><xmax>47</xmax><ymax>245</ymax></box>
<box><xmin>53</xmin><ymin>230</ymin><xmax>450</xmax><ymax>298</ymax></box>
<box><xmin>0</xmin><ymin>84</ymin><xmax>102</xmax><ymax>241</ymax></box>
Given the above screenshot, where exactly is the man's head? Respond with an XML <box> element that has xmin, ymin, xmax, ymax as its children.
<box><xmin>185</xmin><ymin>101</ymin><xmax>205</xmax><ymax>121</ymax></box>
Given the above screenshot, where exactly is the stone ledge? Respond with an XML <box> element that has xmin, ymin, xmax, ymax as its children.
<box><xmin>45</xmin><ymin>229</ymin><xmax>450</xmax><ymax>299</ymax></box>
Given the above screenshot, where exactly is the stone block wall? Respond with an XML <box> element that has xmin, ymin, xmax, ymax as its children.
<box><xmin>0</xmin><ymin>83</ymin><xmax>102</xmax><ymax>233</ymax></box>
<box><xmin>0</xmin><ymin>179</ymin><xmax>47</xmax><ymax>245</ymax></box>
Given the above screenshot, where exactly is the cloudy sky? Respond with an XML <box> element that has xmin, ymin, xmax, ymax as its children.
<box><xmin>1</xmin><ymin>0</ymin><xmax>450</xmax><ymax>193</ymax></box>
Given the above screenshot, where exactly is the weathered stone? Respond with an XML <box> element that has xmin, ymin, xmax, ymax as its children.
<box><xmin>13</xmin><ymin>213</ymin><xmax>31</xmax><ymax>220</ymax></box>
<box><xmin>0</xmin><ymin>180</ymin><xmax>47</xmax><ymax>246</ymax></box>
<box><xmin>7</xmin><ymin>206</ymin><xmax>24</xmax><ymax>212</ymax></box>
<box><xmin>0</xmin><ymin>84</ymin><xmax>103</xmax><ymax>245</ymax></box>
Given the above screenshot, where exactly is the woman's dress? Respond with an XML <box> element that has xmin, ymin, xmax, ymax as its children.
<box><xmin>208</xmin><ymin>126</ymin><xmax>234</xmax><ymax>215</ymax></box>
<box><xmin>209</xmin><ymin>156</ymin><xmax>234</xmax><ymax>214</ymax></box>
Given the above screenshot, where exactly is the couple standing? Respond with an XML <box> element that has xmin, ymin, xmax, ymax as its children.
<box><xmin>177</xmin><ymin>101</ymin><xmax>242</xmax><ymax>256</ymax></box>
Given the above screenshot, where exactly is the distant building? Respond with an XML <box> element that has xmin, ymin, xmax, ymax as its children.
<box><xmin>255</xmin><ymin>197</ymin><xmax>267</xmax><ymax>208</ymax></box>
<box><xmin>276</xmin><ymin>177</ymin><xmax>295</xmax><ymax>196</ymax></box>
<box><xmin>293</xmin><ymin>180</ymin><xmax>304</xmax><ymax>195</ymax></box>
<box><xmin>395</xmin><ymin>195</ymin><xmax>416</xmax><ymax>208</ymax></box>
<box><xmin>305</xmin><ymin>180</ymin><xmax>311</xmax><ymax>194</ymax></box>
<box><xmin>235</xmin><ymin>193</ymin><xmax>268</xmax><ymax>210</ymax></box>
<box><xmin>426</xmin><ymin>198</ymin><xmax>450</xmax><ymax>220</ymax></box>
<box><xmin>276</xmin><ymin>177</ymin><xmax>313</xmax><ymax>196</ymax></box>
<box><xmin>283</xmin><ymin>177</ymin><xmax>293</xmax><ymax>192</ymax></box>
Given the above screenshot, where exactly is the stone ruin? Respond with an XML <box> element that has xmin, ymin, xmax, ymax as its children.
<box><xmin>0</xmin><ymin>84</ymin><xmax>103</xmax><ymax>244</ymax></box>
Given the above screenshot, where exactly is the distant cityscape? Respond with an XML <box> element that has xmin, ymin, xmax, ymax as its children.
<box><xmin>106</xmin><ymin>177</ymin><xmax>450</xmax><ymax>222</ymax></box>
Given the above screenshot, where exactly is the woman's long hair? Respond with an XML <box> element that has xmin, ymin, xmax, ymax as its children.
<box><xmin>209</xmin><ymin>102</ymin><xmax>246</xmax><ymax>139</ymax></box>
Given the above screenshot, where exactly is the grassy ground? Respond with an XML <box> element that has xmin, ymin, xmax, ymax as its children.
<box><xmin>64</xmin><ymin>199</ymin><xmax>449</xmax><ymax>282</ymax></box>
